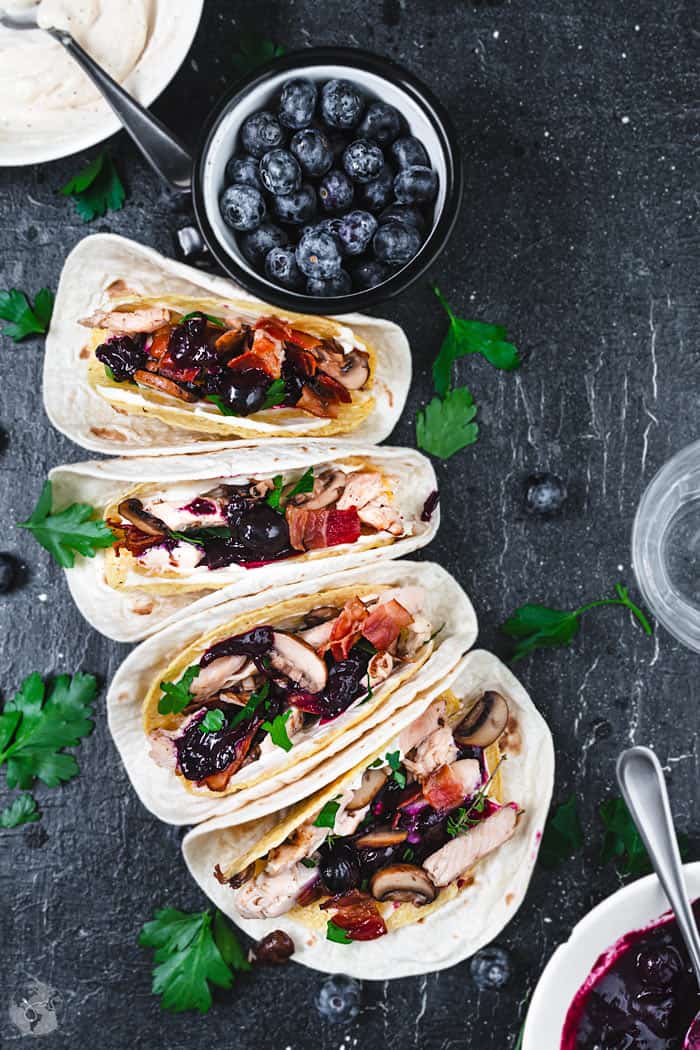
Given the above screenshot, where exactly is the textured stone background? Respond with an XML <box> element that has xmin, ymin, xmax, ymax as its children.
<box><xmin>1</xmin><ymin>0</ymin><xmax>699</xmax><ymax>1045</ymax></box>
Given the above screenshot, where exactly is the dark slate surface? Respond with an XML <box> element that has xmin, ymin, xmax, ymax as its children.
<box><xmin>1</xmin><ymin>0</ymin><xmax>698</xmax><ymax>1045</ymax></box>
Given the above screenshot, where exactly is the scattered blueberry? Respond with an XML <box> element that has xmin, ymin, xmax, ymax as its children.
<box><xmin>306</xmin><ymin>269</ymin><xmax>352</xmax><ymax>296</ymax></box>
<box><xmin>338</xmin><ymin>210</ymin><xmax>378</xmax><ymax>255</ymax></box>
<box><xmin>319</xmin><ymin>168</ymin><xmax>354</xmax><ymax>213</ymax></box>
<box><xmin>321</xmin><ymin>78</ymin><xmax>364</xmax><ymax>129</ymax></box>
<box><xmin>470</xmin><ymin>946</ymin><xmax>512</xmax><ymax>990</ymax></box>
<box><xmin>296</xmin><ymin>228</ymin><xmax>343</xmax><ymax>279</ymax></box>
<box><xmin>351</xmin><ymin>258</ymin><xmax>389</xmax><ymax>290</ymax></box>
<box><xmin>391</xmin><ymin>135</ymin><xmax>429</xmax><ymax>170</ymax></box>
<box><xmin>356</xmin><ymin>164</ymin><xmax>394</xmax><ymax>212</ymax></box>
<box><xmin>315</xmin><ymin>974</ymin><xmax>362</xmax><ymax>1024</ymax></box>
<box><xmin>259</xmin><ymin>149</ymin><xmax>302</xmax><ymax>195</ymax></box>
<box><xmin>278</xmin><ymin>77</ymin><xmax>317</xmax><ymax>129</ymax></box>
<box><xmin>225</xmin><ymin>155</ymin><xmax>262</xmax><ymax>190</ymax></box>
<box><xmin>524</xmin><ymin>472</ymin><xmax>568</xmax><ymax>516</ymax></box>
<box><xmin>265</xmin><ymin>246</ymin><xmax>305</xmax><ymax>290</ymax></box>
<box><xmin>272</xmin><ymin>183</ymin><xmax>317</xmax><ymax>225</ymax></box>
<box><xmin>0</xmin><ymin>553</ymin><xmax>17</xmax><ymax>593</ymax></box>
<box><xmin>379</xmin><ymin>202</ymin><xmax>426</xmax><ymax>233</ymax></box>
<box><xmin>358</xmin><ymin>101</ymin><xmax>402</xmax><ymax>145</ymax></box>
<box><xmin>343</xmin><ymin>139</ymin><xmax>384</xmax><ymax>184</ymax></box>
<box><xmin>220</xmin><ymin>183</ymin><xmax>266</xmax><ymax>232</ymax></box>
<box><xmin>394</xmin><ymin>165</ymin><xmax>438</xmax><ymax>204</ymax></box>
<box><xmin>290</xmin><ymin>128</ymin><xmax>333</xmax><ymax>176</ymax></box>
<box><xmin>239</xmin><ymin>222</ymin><xmax>289</xmax><ymax>266</ymax></box>
<box><xmin>373</xmin><ymin>221</ymin><xmax>422</xmax><ymax>265</ymax></box>
<box><xmin>240</xmin><ymin>110</ymin><xmax>286</xmax><ymax>158</ymax></box>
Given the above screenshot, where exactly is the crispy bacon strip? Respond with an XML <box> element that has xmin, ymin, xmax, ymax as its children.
<box><xmin>362</xmin><ymin>599</ymin><xmax>413</xmax><ymax>651</ymax></box>
<box><xmin>287</xmin><ymin>507</ymin><xmax>361</xmax><ymax>552</ymax></box>
<box><xmin>227</xmin><ymin>331</ymin><xmax>284</xmax><ymax>378</ymax></box>
<box><xmin>320</xmin><ymin>890</ymin><xmax>387</xmax><ymax>941</ymax></box>
<box><xmin>295</xmin><ymin>386</ymin><xmax>339</xmax><ymax>418</ymax></box>
<box><xmin>421</xmin><ymin>760</ymin><xmax>481</xmax><ymax>813</ymax></box>
<box><xmin>327</xmin><ymin>595</ymin><xmax>369</xmax><ymax>660</ymax></box>
<box><xmin>110</xmin><ymin>524</ymin><xmax>162</xmax><ymax>557</ymax></box>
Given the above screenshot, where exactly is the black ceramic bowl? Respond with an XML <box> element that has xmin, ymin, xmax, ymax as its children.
<box><xmin>193</xmin><ymin>47</ymin><xmax>462</xmax><ymax>315</ymax></box>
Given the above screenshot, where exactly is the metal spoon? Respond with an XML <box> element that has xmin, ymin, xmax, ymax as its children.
<box><xmin>617</xmin><ymin>746</ymin><xmax>700</xmax><ymax>1049</ymax></box>
<box><xmin>0</xmin><ymin>5</ymin><xmax>191</xmax><ymax>190</ymax></box>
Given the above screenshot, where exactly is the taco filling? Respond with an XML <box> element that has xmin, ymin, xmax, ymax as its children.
<box><xmin>106</xmin><ymin>464</ymin><xmax>407</xmax><ymax>581</ymax></box>
<box><xmin>149</xmin><ymin>587</ymin><xmax>434</xmax><ymax>793</ymax></box>
<box><xmin>83</xmin><ymin>308</ymin><xmax>371</xmax><ymax>420</ymax></box>
<box><xmin>222</xmin><ymin>690</ymin><xmax>519</xmax><ymax>941</ymax></box>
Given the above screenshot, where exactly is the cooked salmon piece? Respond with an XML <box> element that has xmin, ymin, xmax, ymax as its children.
<box><xmin>422</xmin><ymin>804</ymin><xmax>519</xmax><ymax>887</ymax></box>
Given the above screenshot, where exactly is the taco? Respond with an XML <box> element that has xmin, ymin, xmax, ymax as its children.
<box><xmin>107</xmin><ymin>561</ymin><xmax>477</xmax><ymax>826</ymax></box>
<box><xmin>181</xmin><ymin>650</ymin><xmax>554</xmax><ymax>979</ymax></box>
<box><xmin>43</xmin><ymin>234</ymin><xmax>411</xmax><ymax>455</ymax></box>
<box><xmin>51</xmin><ymin>442</ymin><xmax>439</xmax><ymax>642</ymax></box>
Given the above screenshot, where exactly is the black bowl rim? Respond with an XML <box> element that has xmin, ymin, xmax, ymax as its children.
<box><xmin>192</xmin><ymin>46</ymin><xmax>463</xmax><ymax>316</ymax></box>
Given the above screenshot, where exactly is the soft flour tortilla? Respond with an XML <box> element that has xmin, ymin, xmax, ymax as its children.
<box><xmin>107</xmin><ymin>561</ymin><xmax>477</xmax><ymax>825</ymax></box>
<box><xmin>181</xmin><ymin>649</ymin><xmax>555</xmax><ymax>980</ymax></box>
<box><xmin>50</xmin><ymin>441</ymin><xmax>439</xmax><ymax>643</ymax></box>
<box><xmin>43</xmin><ymin>234</ymin><xmax>411</xmax><ymax>454</ymax></box>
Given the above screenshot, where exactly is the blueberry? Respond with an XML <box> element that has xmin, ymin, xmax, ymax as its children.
<box><xmin>320</xmin><ymin>79</ymin><xmax>364</xmax><ymax>129</ymax></box>
<box><xmin>318</xmin><ymin>169</ymin><xmax>354</xmax><ymax>213</ymax></box>
<box><xmin>338</xmin><ymin>210</ymin><xmax>378</xmax><ymax>255</ymax></box>
<box><xmin>316</xmin><ymin>974</ymin><xmax>362</xmax><ymax>1024</ymax></box>
<box><xmin>240</xmin><ymin>110</ymin><xmax>286</xmax><ymax>158</ymax></box>
<box><xmin>225</xmin><ymin>155</ymin><xmax>262</xmax><ymax>190</ymax></box>
<box><xmin>259</xmin><ymin>149</ymin><xmax>301</xmax><ymax>195</ymax></box>
<box><xmin>357</xmin><ymin>101</ymin><xmax>402</xmax><ymax>146</ymax></box>
<box><xmin>319</xmin><ymin>840</ymin><xmax>361</xmax><ymax>893</ymax></box>
<box><xmin>272</xmin><ymin>183</ymin><xmax>317</xmax><ymax>225</ymax></box>
<box><xmin>391</xmin><ymin>135</ymin><xmax>429</xmax><ymax>170</ymax></box>
<box><xmin>278</xmin><ymin>77</ymin><xmax>317</xmax><ymax>129</ymax></box>
<box><xmin>239</xmin><ymin>222</ymin><xmax>289</xmax><ymax>266</ymax></box>
<box><xmin>351</xmin><ymin>258</ymin><xmax>389</xmax><ymax>290</ymax></box>
<box><xmin>264</xmin><ymin>246</ymin><xmax>305</xmax><ymax>291</ymax></box>
<box><xmin>296</xmin><ymin>228</ymin><xmax>343</xmax><ymax>279</ymax></box>
<box><xmin>373</xmin><ymin>221</ymin><xmax>422</xmax><ymax>265</ymax></box>
<box><xmin>220</xmin><ymin>184</ymin><xmax>266</xmax><ymax>232</ymax></box>
<box><xmin>394</xmin><ymin>165</ymin><xmax>438</xmax><ymax>204</ymax></box>
<box><xmin>470</xmin><ymin>946</ymin><xmax>511</xmax><ymax>990</ymax></box>
<box><xmin>342</xmin><ymin>139</ymin><xmax>384</xmax><ymax>184</ymax></box>
<box><xmin>379</xmin><ymin>203</ymin><xmax>427</xmax><ymax>234</ymax></box>
<box><xmin>216</xmin><ymin>369</ymin><xmax>270</xmax><ymax>415</ymax></box>
<box><xmin>290</xmin><ymin>128</ymin><xmax>333</xmax><ymax>177</ymax></box>
<box><xmin>524</xmin><ymin>472</ymin><xmax>567</xmax><ymax>515</ymax></box>
<box><xmin>636</xmin><ymin>946</ymin><xmax>684</xmax><ymax>988</ymax></box>
<box><xmin>306</xmin><ymin>270</ymin><xmax>352</xmax><ymax>296</ymax></box>
<box><xmin>0</xmin><ymin>553</ymin><xmax>17</xmax><ymax>593</ymax></box>
<box><xmin>356</xmin><ymin>164</ymin><xmax>394</xmax><ymax>212</ymax></box>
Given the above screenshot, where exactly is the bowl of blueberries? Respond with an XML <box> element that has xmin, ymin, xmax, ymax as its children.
<box><xmin>193</xmin><ymin>47</ymin><xmax>462</xmax><ymax>313</ymax></box>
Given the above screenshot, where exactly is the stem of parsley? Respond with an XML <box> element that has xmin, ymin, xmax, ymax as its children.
<box><xmin>575</xmin><ymin>583</ymin><xmax>652</xmax><ymax>635</ymax></box>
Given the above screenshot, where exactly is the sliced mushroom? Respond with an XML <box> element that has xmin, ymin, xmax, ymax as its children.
<box><xmin>190</xmin><ymin>654</ymin><xmax>249</xmax><ymax>698</ymax></box>
<box><xmin>304</xmin><ymin>606</ymin><xmax>340</xmax><ymax>627</ymax></box>
<box><xmin>268</xmin><ymin>631</ymin><xmax>328</xmax><ymax>692</ymax></box>
<box><xmin>285</xmin><ymin>468</ymin><xmax>347</xmax><ymax>510</ymax></box>
<box><xmin>133</xmin><ymin>369</ymin><xmax>198</xmax><ymax>402</ymax></box>
<box><xmin>454</xmin><ymin>691</ymin><xmax>510</xmax><ymax>748</ymax></box>
<box><xmin>214</xmin><ymin>860</ymin><xmax>256</xmax><ymax>888</ymax></box>
<box><xmin>314</xmin><ymin>346</ymin><xmax>370</xmax><ymax>390</ymax></box>
<box><xmin>117</xmin><ymin>498</ymin><xmax>167</xmax><ymax>537</ymax></box>
<box><xmin>214</xmin><ymin>325</ymin><xmax>248</xmax><ymax>355</ymax></box>
<box><xmin>370</xmin><ymin>864</ymin><xmax>437</xmax><ymax>905</ymax></box>
<box><xmin>355</xmin><ymin>826</ymin><xmax>408</xmax><ymax>848</ymax></box>
<box><xmin>368</xmin><ymin>651</ymin><xmax>393</xmax><ymax>687</ymax></box>
<box><xmin>347</xmin><ymin>768</ymin><xmax>389</xmax><ymax>811</ymax></box>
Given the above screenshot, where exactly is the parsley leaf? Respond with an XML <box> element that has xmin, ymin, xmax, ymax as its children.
<box><xmin>326</xmin><ymin>920</ymin><xmax>353</xmax><ymax>945</ymax></box>
<box><xmin>158</xmin><ymin>666</ymin><xmax>200</xmax><ymax>716</ymax></box>
<box><xmin>261</xmin><ymin>377</ymin><xmax>287</xmax><ymax>410</ymax></box>
<box><xmin>599</xmin><ymin>796</ymin><xmax>689</xmax><ymax>877</ymax></box>
<box><xmin>212</xmin><ymin>909</ymin><xmax>251</xmax><ymax>973</ymax></box>
<box><xmin>0</xmin><ymin>287</ymin><xmax>54</xmax><ymax>342</ymax></box>
<box><xmin>416</xmin><ymin>387</ymin><xmax>479</xmax><ymax>460</ymax></box>
<box><xmin>180</xmin><ymin>311</ymin><xmax>226</xmax><ymax>328</ymax></box>
<box><xmin>59</xmin><ymin>150</ymin><xmax>126</xmax><ymax>222</ymax></box>
<box><xmin>229</xmin><ymin>680</ymin><xmax>270</xmax><ymax>730</ymax></box>
<box><xmin>501</xmin><ymin>582</ymin><xmax>653</xmax><ymax>662</ymax></box>
<box><xmin>261</xmin><ymin>709</ymin><xmax>293</xmax><ymax>751</ymax></box>
<box><xmin>385</xmin><ymin>751</ymin><xmax>406</xmax><ymax>788</ymax></box>
<box><xmin>205</xmin><ymin>394</ymin><xmax>237</xmax><ymax>416</ymax></box>
<box><xmin>432</xmin><ymin>285</ymin><xmax>521</xmax><ymax>396</ymax></box>
<box><xmin>265</xmin><ymin>474</ymin><xmax>285</xmax><ymax>512</ymax></box>
<box><xmin>285</xmin><ymin>466</ymin><xmax>315</xmax><ymax>502</ymax></box>
<box><xmin>232</xmin><ymin>32</ymin><xmax>284</xmax><ymax>77</ymax></box>
<box><xmin>539</xmin><ymin>794</ymin><xmax>584</xmax><ymax>869</ymax></box>
<box><xmin>301</xmin><ymin>857</ymin><xmax>318</xmax><ymax>868</ymax></box>
<box><xmin>0</xmin><ymin>793</ymin><xmax>40</xmax><ymax>828</ymax></box>
<box><xmin>0</xmin><ymin>672</ymin><xmax>97</xmax><ymax>789</ymax></box>
<box><xmin>19</xmin><ymin>480</ymin><xmax>116</xmax><ymax>569</ymax></box>
<box><xmin>199</xmin><ymin>709</ymin><xmax>225</xmax><ymax>734</ymax></box>
<box><xmin>313</xmin><ymin>796</ymin><xmax>341</xmax><ymax>829</ymax></box>
<box><xmin>138</xmin><ymin>907</ymin><xmax>236</xmax><ymax>1014</ymax></box>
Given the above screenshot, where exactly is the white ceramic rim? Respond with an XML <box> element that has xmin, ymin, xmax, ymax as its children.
<box><xmin>0</xmin><ymin>0</ymin><xmax>203</xmax><ymax>166</ymax></box>
<box><xmin>523</xmin><ymin>862</ymin><xmax>700</xmax><ymax>1049</ymax></box>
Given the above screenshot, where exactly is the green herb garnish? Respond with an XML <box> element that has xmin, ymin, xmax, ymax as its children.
<box><xmin>301</xmin><ymin>857</ymin><xmax>318</xmax><ymax>869</ymax></box>
<box><xmin>285</xmin><ymin>466</ymin><xmax>315</xmax><ymax>501</ymax></box>
<box><xmin>326</xmin><ymin>920</ymin><xmax>353</xmax><ymax>945</ymax></box>
<box><xmin>261</xmin><ymin>377</ymin><xmax>287</xmax><ymax>410</ymax></box>
<box><xmin>158</xmin><ymin>666</ymin><xmax>200</xmax><ymax>716</ymax></box>
<box><xmin>432</xmin><ymin>284</ymin><xmax>520</xmax><ymax>396</ymax></box>
<box><xmin>232</xmin><ymin>32</ymin><xmax>284</xmax><ymax>77</ymax></box>
<box><xmin>205</xmin><ymin>394</ymin><xmax>237</xmax><ymax>416</ymax></box>
<box><xmin>313</xmin><ymin>796</ymin><xmax>341</xmax><ymax>829</ymax></box>
<box><xmin>19</xmin><ymin>480</ymin><xmax>116</xmax><ymax>569</ymax></box>
<box><xmin>501</xmin><ymin>582</ymin><xmax>653</xmax><ymax>663</ymax></box>
<box><xmin>261</xmin><ymin>709</ymin><xmax>294</xmax><ymax>751</ymax></box>
<box><xmin>180</xmin><ymin>311</ymin><xmax>226</xmax><ymax>327</ymax></box>
<box><xmin>265</xmin><ymin>474</ymin><xmax>285</xmax><ymax>512</ymax></box>
<box><xmin>385</xmin><ymin>751</ymin><xmax>406</xmax><ymax>788</ymax></box>
<box><xmin>446</xmin><ymin>759</ymin><xmax>505</xmax><ymax>838</ymax></box>
<box><xmin>199</xmin><ymin>709</ymin><xmax>226</xmax><ymax>734</ymax></box>
<box><xmin>416</xmin><ymin>386</ymin><xmax>479</xmax><ymax>460</ymax></box>
<box><xmin>59</xmin><ymin>150</ymin><xmax>126</xmax><ymax>222</ymax></box>
<box><xmin>600</xmin><ymin>795</ymin><xmax>689</xmax><ymax>877</ymax></box>
<box><xmin>0</xmin><ymin>287</ymin><xmax>54</xmax><ymax>342</ymax></box>
<box><xmin>0</xmin><ymin>793</ymin><xmax>40</xmax><ymax>828</ymax></box>
<box><xmin>402</xmin><ymin>846</ymin><xmax>414</xmax><ymax>862</ymax></box>
<box><xmin>539</xmin><ymin>793</ymin><xmax>584</xmax><ymax>869</ymax></box>
<box><xmin>229</xmin><ymin>680</ymin><xmax>270</xmax><ymax>730</ymax></box>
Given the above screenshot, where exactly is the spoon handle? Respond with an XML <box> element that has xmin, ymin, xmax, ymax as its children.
<box><xmin>46</xmin><ymin>28</ymin><xmax>192</xmax><ymax>192</ymax></box>
<box><xmin>617</xmin><ymin>746</ymin><xmax>700</xmax><ymax>980</ymax></box>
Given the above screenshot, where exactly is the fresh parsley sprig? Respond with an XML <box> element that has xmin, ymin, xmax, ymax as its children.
<box><xmin>199</xmin><ymin>709</ymin><xmax>226</xmax><ymax>734</ymax></box>
<box><xmin>538</xmin><ymin>793</ymin><xmax>584</xmax><ymax>869</ymax></box>
<box><xmin>158</xmin><ymin>666</ymin><xmax>200</xmax><ymax>716</ymax></box>
<box><xmin>232</xmin><ymin>32</ymin><xmax>284</xmax><ymax>77</ymax></box>
<box><xmin>261</xmin><ymin>377</ymin><xmax>287</xmax><ymax>410</ymax></box>
<box><xmin>446</xmin><ymin>758</ymin><xmax>505</xmax><ymax>838</ymax></box>
<box><xmin>385</xmin><ymin>751</ymin><xmax>406</xmax><ymax>788</ymax></box>
<box><xmin>432</xmin><ymin>284</ymin><xmax>520</xmax><ymax>395</ymax></box>
<box><xmin>600</xmin><ymin>795</ymin><xmax>689</xmax><ymax>877</ymax></box>
<box><xmin>326</xmin><ymin>920</ymin><xmax>353</xmax><ymax>945</ymax></box>
<box><xmin>0</xmin><ymin>287</ymin><xmax>54</xmax><ymax>342</ymax></box>
<box><xmin>19</xmin><ymin>480</ymin><xmax>116</xmax><ymax>569</ymax></box>
<box><xmin>0</xmin><ymin>793</ymin><xmax>40</xmax><ymax>829</ymax></box>
<box><xmin>266</xmin><ymin>467</ymin><xmax>315</xmax><ymax>512</ymax></box>
<box><xmin>416</xmin><ymin>387</ymin><xmax>479</xmax><ymax>459</ymax></box>
<box><xmin>59</xmin><ymin>150</ymin><xmax>126</xmax><ymax>222</ymax></box>
<box><xmin>261</xmin><ymin>710</ymin><xmax>294</xmax><ymax>751</ymax></box>
<box><xmin>313</xmin><ymin>796</ymin><xmax>341</xmax><ymax>829</ymax></box>
<box><xmin>501</xmin><ymin>582</ymin><xmax>652</xmax><ymax>663</ymax></box>
<box><xmin>229</xmin><ymin>680</ymin><xmax>270</xmax><ymax>730</ymax></box>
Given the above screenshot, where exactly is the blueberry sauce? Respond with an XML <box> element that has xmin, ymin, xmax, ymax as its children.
<box><xmin>421</xmin><ymin>489</ymin><xmax>440</xmax><ymax>522</ymax></box>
